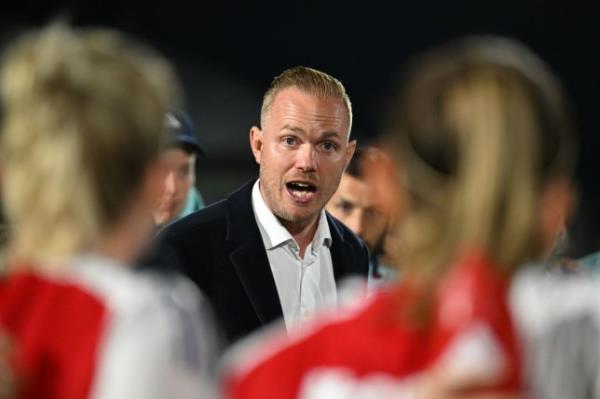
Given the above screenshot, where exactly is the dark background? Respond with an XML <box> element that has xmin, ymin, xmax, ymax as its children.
<box><xmin>1</xmin><ymin>1</ymin><xmax>598</xmax><ymax>207</ymax></box>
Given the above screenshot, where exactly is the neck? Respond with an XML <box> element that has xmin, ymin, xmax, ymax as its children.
<box><xmin>94</xmin><ymin>227</ymin><xmax>139</xmax><ymax>266</ymax></box>
<box><xmin>280</xmin><ymin>215</ymin><xmax>320</xmax><ymax>258</ymax></box>
<box><xmin>94</xmin><ymin>206</ymin><xmax>153</xmax><ymax>266</ymax></box>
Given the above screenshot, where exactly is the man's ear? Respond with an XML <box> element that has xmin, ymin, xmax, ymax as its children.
<box><xmin>344</xmin><ymin>139</ymin><xmax>357</xmax><ymax>167</ymax></box>
<box><xmin>249</xmin><ymin>126</ymin><xmax>263</xmax><ymax>164</ymax></box>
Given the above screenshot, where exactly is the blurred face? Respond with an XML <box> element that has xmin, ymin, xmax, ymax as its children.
<box><xmin>326</xmin><ymin>173</ymin><xmax>388</xmax><ymax>251</ymax></box>
<box><xmin>250</xmin><ymin>86</ymin><xmax>355</xmax><ymax>231</ymax></box>
<box><xmin>153</xmin><ymin>148</ymin><xmax>196</xmax><ymax>226</ymax></box>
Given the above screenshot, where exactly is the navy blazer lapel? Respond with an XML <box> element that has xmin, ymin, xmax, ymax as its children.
<box><xmin>225</xmin><ymin>179</ymin><xmax>283</xmax><ymax>325</ymax></box>
<box><xmin>327</xmin><ymin>212</ymin><xmax>351</xmax><ymax>282</ymax></box>
<box><xmin>325</xmin><ymin>212</ymin><xmax>347</xmax><ymax>281</ymax></box>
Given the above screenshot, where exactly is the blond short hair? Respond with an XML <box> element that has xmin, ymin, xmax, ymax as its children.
<box><xmin>0</xmin><ymin>23</ymin><xmax>179</xmax><ymax>263</ymax></box>
<box><xmin>260</xmin><ymin>66</ymin><xmax>352</xmax><ymax>133</ymax></box>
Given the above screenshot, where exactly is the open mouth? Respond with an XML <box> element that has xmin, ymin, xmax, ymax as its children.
<box><xmin>286</xmin><ymin>181</ymin><xmax>318</xmax><ymax>203</ymax></box>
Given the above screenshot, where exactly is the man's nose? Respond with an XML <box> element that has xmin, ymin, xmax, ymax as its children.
<box><xmin>296</xmin><ymin>144</ymin><xmax>317</xmax><ymax>172</ymax></box>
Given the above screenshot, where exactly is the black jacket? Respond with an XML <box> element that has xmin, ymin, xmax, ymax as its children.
<box><xmin>145</xmin><ymin>179</ymin><xmax>370</xmax><ymax>344</ymax></box>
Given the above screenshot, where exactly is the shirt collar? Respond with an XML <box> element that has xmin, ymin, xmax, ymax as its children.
<box><xmin>251</xmin><ymin>180</ymin><xmax>332</xmax><ymax>250</ymax></box>
<box><xmin>313</xmin><ymin>208</ymin><xmax>332</xmax><ymax>250</ymax></box>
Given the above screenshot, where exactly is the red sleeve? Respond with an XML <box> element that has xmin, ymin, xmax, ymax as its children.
<box><xmin>0</xmin><ymin>273</ymin><xmax>108</xmax><ymax>399</ymax></box>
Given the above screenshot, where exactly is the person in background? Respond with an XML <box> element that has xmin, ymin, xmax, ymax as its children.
<box><xmin>326</xmin><ymin>145</ymin><xmax>401</xmax><ymax>284</ymax></box>
<box><xmin>0</xmin><ymin>23</ymin><xmax>217</xmax><ymax>398</ymax></box>
<box><xmin>223</xmin><ymin>36</ymin><xmax>575</xmax><ymax>399</ymax></box>
<box><xmin>153</xmin><ymin>109</ymin><xmax>205</xmax><ymax>228</ymax></box>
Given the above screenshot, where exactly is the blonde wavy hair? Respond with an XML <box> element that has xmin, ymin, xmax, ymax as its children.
<box><xmin>387</xmin><ymin>37</ymin><xmax>575</xmax><ymax>285</ymax></box>
<box><xmin>0</xmin><ymin>23</ymin><xmax>179</xmax><ymax>266</ymax></box>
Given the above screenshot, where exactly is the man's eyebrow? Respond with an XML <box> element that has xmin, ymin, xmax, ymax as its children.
<box><xmin>337</xmin><ymin>197</ymin><xmax>354</xmax><ymax>205</ymax></box>
<box><xmin>281</xmin><ymin>124</ymin><xmax>305</xmax><ymax>134</ymax></box>
<box><xmin>320</xmin><ymin>131</ymin><xmax>342</xmax><ymax>139</ymax></box>
<box><xmin>280</xmin><ymin>126</ymin><xmax>343</xmax><ymax>140</ymax></box>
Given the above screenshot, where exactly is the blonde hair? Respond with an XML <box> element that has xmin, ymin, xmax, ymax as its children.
<box><xmin>0</xmin><ymin>23</ymin><xmax>179</xmax><ymax>265</ymax></box>
<box><xmin>387</xmin><ymin>37</ymin><xmax>575</xmax><ymax>284</ymax></box>
<box><xmin>261</xmin><ymin>66</ymin><xmax>352</xmax><ymax>133</ymax></box>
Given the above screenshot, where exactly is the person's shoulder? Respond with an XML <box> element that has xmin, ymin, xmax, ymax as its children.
<box><xmin>74</xmin><ymin>256</ymin><xmax>219</xmax><ymax>346</ymax></box>
<box><xmin>164</xmin><ymin>179</ymin><xmax>257</xmax><ymax>236</ymax></box>
<box><xmin>73</xmin><ymin>255</ymin><xmax>200</xmax><ymax>312</ymax></box>
<box><xmin>142</xmin><ymin>198</ymin><xmax>235</xmax><ymax>272</ymax></box>
<box><xmin>224</xmin><ymin>289</ymin><xmax>390</xmax><ymax>366</ymax></box>
<box><xmin>193</xmin><ymin>197</ymin><xmax>229</xmax><ymax>221</ymax></box>
<box><xmin>221</xmin><ymin>290</ymin><xmax>392</xmax><ymax>396</ymax></box>
<box><xmin>1</xmin><ymin>269</ymin><xmax>109</xmax><ymax>321</ymax></box>
<box><xmin>511</xmin><ymin>265</ymin><xmax>600</xmax><ymax>332</ymax></box>
<box><xmin>163</xmin><ymin>179</ymin><xmax>257</xmax><ymax>241</ymax></box>
<box><xmin>71</xmin><ymin>258</ymin><xmax>220</xmax><ymax>398</ymax></box>
<box><xmin>169</xmin><ymin>198</ymin><xmax>228</xmax><ymax>233</ymax></box>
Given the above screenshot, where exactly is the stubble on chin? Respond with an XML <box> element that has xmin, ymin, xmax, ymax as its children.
<box><xmin>259</xmin><ymin>173</ymin><xmax>325</xmax><ymax>229</ymax></box>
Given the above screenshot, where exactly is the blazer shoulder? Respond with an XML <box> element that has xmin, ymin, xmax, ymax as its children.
<box><xmin>160</xmin><ymin>179</ymin><xmax>257</xmax><ymax>246</ymax></box>
<box><xmin>162</xmin><ymin>198</ymin><xmax>228</xmax><ymax>241</ymax></box>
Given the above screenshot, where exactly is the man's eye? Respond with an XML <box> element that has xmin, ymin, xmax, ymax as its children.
<box><xmin>337</xmin><ymin>201</ymin><xmax>354</xmax><ymax>214</ymax></box>
<box><xmin>320</xmin><ymin>141</ymin><xmax>337</xmax><ymax>152</ymax></box>
<box><xmin>283</xmin><ymin>137</ymin><xmax>297</xmax><ymax>146</ymax></box>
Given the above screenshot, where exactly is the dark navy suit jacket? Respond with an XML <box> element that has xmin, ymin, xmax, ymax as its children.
<box><xmin>145</xmin><ymin>179</ymin><xmax>370</xmax><ymax>344</ymax></box>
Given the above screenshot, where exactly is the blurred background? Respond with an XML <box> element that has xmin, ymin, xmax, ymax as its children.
<box><xmin>1</xmin><ymin>0</ymin><xmax>597</xmax><ymax>207</ymax></box>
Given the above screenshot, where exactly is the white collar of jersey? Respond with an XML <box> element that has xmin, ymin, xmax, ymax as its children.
<box><xmin>251</xmin><ymin>179</ymin><xmax>331</xmax><ymax>251</ymax></box>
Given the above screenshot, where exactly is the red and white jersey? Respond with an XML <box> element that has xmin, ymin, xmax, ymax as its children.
<box><xmin>223</xmin><ymin>253</ymin><xmax>522</xmax><ymax>398</ymax></box>
<box><xmin>0</xmin><ymin>254</ymin><xmax>218</xmax><ymax>399</ymax></box>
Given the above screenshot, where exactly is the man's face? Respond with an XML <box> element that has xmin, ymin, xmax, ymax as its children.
<box><xmin>250</xmin><ymin>86</ymin><xmax>355</xmax><ymax>230</ymax></box>
<box><xmin>153</xmin><ymin>148</ymin><xmax>196</xmax><ymax>226</ymax></box>
<box><xmin>326</xmin><ymin>173</ymin><xmax>388</xmax><ymax>251</ymax></box>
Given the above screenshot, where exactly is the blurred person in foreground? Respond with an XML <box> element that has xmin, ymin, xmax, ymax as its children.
<box><xmin>145</xmin><ymin>66</ymin><xmax>369</xmax><ymax>345</ymax></box>
<box><xmin>326</xmin><ymin>145</ymin><xmax>403</xmax><ymax>285</ymax></box>
<box><xmin>222</xmin><ymin>36</ymin><xmax>576</xmax><ymax>399</ymax></box>
<box><xmin>153</xmin><ymin>109</ymin><xmax>206</xmax><ymax>229</ymax></box>
<box><xmin>0</xmin><ymin>24</ymin><xmax>217</xmax><ymax>398</ymax></box>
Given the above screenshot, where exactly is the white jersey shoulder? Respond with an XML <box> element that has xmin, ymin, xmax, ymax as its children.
<box><xmin>70</xmin><ymin>254</ymin><xmax>219</xmax><ymax>399</ymax></box>
<box><xmin>511</xmin><ymin>266</ymin><xmax>600</xmax><ymax>399</ymax></box>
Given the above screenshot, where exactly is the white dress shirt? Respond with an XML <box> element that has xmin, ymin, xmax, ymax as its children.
<box><xmin>251</xmin><ymin>180</ymin><xmax>338</xmax><ymax>332</ymax></box>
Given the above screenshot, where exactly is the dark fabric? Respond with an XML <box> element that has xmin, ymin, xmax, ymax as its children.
<box><xmin>142</xmin><ymin>178</ymin><xmax>370</xmax><ymax>345</ymax></box>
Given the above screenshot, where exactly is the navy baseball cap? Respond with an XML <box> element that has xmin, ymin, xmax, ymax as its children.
<box><xmin>164</xmin><ymin>110</ymin><xmax>205</xmax><ymax>156</ymax></box>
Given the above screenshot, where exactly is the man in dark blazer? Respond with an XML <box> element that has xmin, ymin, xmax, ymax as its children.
<box><xmin>155</xmin><ymin>178</ymin><xmax>369</xmax><ymax>344</ymax></box>
<box><xmin>147</xmin><ymin>66</ymin><xmax>369</xmax><ymax>345</ymax></box>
